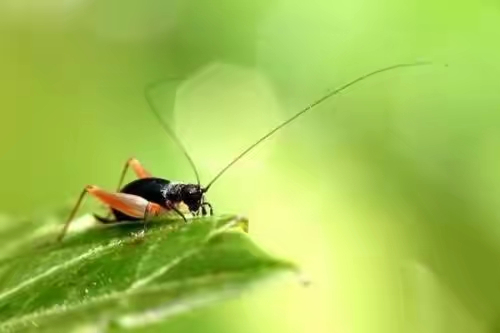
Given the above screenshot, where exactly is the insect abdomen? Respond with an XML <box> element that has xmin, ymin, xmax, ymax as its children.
<box><xmin>110</xmin><ymin>177</ymin><xmax>171</xmax><ymax>222</ymax></box>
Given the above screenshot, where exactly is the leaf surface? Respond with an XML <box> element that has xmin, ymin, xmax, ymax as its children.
<box><xmin>0</xmin><ymin>215</ymin><xmax>296</xmax><ymax>332</ymax></box>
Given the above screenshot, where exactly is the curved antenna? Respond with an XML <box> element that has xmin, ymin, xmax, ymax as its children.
<box><xmin>204</xmin><ymin>61</ymin><xmax>431</xmax><ymax>191</ymax></box>
<box><xmin>145</xmin><ymin>79</ymin><xmax>201</xmax><ymax>185</ymax></box>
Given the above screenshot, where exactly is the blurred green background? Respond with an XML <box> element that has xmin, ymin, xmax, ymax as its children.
<box><xmin>1</xmin><ymin>0</ymin><xmax>500</xmax><ymax>332</ymax></box>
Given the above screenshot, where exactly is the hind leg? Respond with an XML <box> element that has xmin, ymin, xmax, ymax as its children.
<box><xmin>116</xmin><ymin>158</ymin><xmax>152</xmax><ymax>191</ymax></box>
<box><xmin>57</xmin><ymin>185</ymin><xmax>166</xmax><ymax>242</ymax></box>
<box><xmin>101</xmin><ymin>158</ymin><xmax>153</xmax><ymax>219</ymax></box>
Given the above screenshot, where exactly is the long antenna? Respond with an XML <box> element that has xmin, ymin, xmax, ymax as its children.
<box><xmin>204</xmin><ymin>61</ymin><xmax>431</xmax><ymax>191</ymax></box>
<box><xmin>145</xmin><ymin>80</ymin><xmax>201</xmax><ymax>185</ymax></box>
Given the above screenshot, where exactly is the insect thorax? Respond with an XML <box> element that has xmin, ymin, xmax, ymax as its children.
<box><xmin>164</xmin><ymin>182</ymin><xmax>204</xmax><ymax>211</ymax></box>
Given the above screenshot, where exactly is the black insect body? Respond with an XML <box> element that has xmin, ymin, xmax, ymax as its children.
<box><xmin>58</xmin><ymin>62</ymin><xmax>430</xmax><ymax>241</ymax></box>
<box><xmin>92</xmin><ymin>178</ymin><xmax>210</xmax><ymax>224</ymax></box>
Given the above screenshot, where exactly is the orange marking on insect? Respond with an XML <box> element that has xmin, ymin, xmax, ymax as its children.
<box><xmin>146</xmin><ymin>202</ymin><xmax>168</xmax><ymax>217</ymax></box>
<box><xmin>129</xmin><ymin>158</ymin><xmax>152</xmax><ymax>178</ymax></box>
<box><xmin>87</xmin><ymin>185</ymin><xmax>149</xmax><ymax>218</ymax></box>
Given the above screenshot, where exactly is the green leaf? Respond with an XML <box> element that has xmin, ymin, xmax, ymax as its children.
<box><xmin>0</xmin><ymin>215</ymin><xmax>297</xmax><ymax>333</ymax></box>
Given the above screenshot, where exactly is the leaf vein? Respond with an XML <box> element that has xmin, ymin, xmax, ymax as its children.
<box><xmin>0</xmin><ymin>240</ymin><xmax>121</xmax><ymax>303</ymax></box>
<box><xmin>129</xmin><ymin>248</ymin><xmax>201</xmax><ymax>289</ymax></box>
<box><xmin>0</xmin><ymin>270</ymin><xmax>278</xmax><ymax>331</ymax></box>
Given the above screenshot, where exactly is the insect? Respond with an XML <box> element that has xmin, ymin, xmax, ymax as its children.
<box><xmin>57</xmin><ymin>62</ymin><xmax>430</xmax><ymax>241</ymax></box>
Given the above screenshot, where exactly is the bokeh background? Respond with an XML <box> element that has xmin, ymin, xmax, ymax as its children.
<box><xmin>1</xmin><ymin>0</ymin><xmax>500</xmax><ymax>332</ymax></box>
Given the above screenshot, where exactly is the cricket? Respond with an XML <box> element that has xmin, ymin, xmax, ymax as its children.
<box><xmin>57</xmin><ymin>62</ymin><xmax>429</xmax><ymax>241</ymax></box>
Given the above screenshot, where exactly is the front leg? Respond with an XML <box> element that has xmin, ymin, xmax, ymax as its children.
<box><xmin>201</xmin><ymin>202</ymin><xmax>214</xmax><ymax>216</ymax></box>
<box><xmin>165</xmin><ymin>201</ymin><xmax>188</xmax><ymax>222</ymax></box>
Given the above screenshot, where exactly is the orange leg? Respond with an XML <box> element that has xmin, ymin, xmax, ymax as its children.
<box><xmin>116</xmin><ymin>157</ymin><xmax>152</xmax><ymax>191</ymax></box>
<box><xmin>57</xmin><ymin>185</ymin><xmax>166</xmax><ymax>242</ymax></box>
<box><xmin>103</xmin><ymin>157</ymin><xmax>152</xmax><ymax>219</ymax></box>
